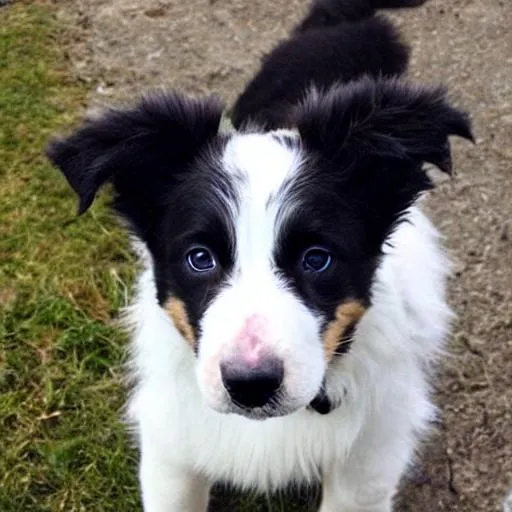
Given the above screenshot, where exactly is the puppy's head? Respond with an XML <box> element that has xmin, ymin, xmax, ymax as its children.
<box><xmin>47</xmin><ymin>79</ymin><xmax>472</xmax><ymax>419</ymax></box>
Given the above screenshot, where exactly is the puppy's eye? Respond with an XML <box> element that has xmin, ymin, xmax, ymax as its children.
<box><xmin>186</xmin><ymin>247</ymin><xmax>216</xmax><ymax>272</ymax></box>
<box><xmin>302</xmin><ymin>247</ymin><xmax>332</xmax><ymax>273</ymax></box>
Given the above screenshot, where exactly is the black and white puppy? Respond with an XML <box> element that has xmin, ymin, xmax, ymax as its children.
<box><xmin>47</xmin><ymin>1</ymin><xmax>472</xmax><ymax>511</ymax></box>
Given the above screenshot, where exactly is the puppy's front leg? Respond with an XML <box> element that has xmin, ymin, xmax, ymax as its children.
<box><xmin>319</xmin><ymin>420</ymin><xmax>413</xmax><ymax>512</ymax></box>
<box><xmin>320</xmin><ymin>471</ymin><xmax>392</xmax><ymax>512</ymax></box>
<box><xmin>140</xmin><ymin>452</ymin><xmax>210</xmax><ymax>512</ymax></box>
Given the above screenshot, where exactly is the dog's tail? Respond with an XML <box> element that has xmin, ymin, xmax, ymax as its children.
<box><xmin>296</xmin><ymin>0</ymin><xmax>428</xmax><ymax>32</ymax></box>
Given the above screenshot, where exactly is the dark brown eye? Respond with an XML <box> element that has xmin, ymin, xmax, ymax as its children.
<box><xmin>302</xmin><ymin>247</ymin><xmax>332</xmax><ymax>273</ymax></box>
<box><xmin>186</xmin><ymin>247</ymin><xmax>216</xmax><ymax>272</ymax></box>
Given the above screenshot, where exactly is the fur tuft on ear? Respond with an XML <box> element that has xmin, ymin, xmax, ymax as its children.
<box><xmin>294</xmin><ymin>77</ymin><xmax>473</xmax><ymax>252</ymax></box>
<box><xmin>296</xmin><ymin>77</ymin><xmax>473</xmax><ymax>174</ymax></box>
<box><xmin>46</xmin><ymin>92</ymin><xmax>224</xmax><ymax>215</ymax></box>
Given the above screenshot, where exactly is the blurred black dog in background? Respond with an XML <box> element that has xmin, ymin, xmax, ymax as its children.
<box><xmin>231</xmin><ymin>0</ymin><xmax>428</xmax><ymax>130</ymax></box>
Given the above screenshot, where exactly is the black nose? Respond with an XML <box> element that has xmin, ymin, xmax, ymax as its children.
<box><xmin>220</xmin><ymin>358</ymin><xmax>284</xmax><ymax>409</ymax></box>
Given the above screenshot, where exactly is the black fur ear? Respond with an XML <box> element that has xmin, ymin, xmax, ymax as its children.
<box><xmin>295</xmin><ymin>77</ymin><xmax>473</xmax><ymax>251</ymax></box>
<box><xmin>46</xmin><ymin>91</ymin><xmax>224</xmax><ymax>215</ymax></box>
<box><xmin>296</xmin><ymin>77</ymin><xmax>473</xmax><ymax>175</ymax></box>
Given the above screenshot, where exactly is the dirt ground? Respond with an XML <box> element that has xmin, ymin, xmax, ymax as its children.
<box><xmin>54</xmin><ymin>0</ymin><xmax>511</xmax><ymax>510</ymax></box>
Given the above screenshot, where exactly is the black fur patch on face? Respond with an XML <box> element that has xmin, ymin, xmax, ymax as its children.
<box><xmin>274</xmin><ymin>178</ymin><xmax>377</xmax><ymax>328</ymax></box>
<box><xmin>46</xmin><ymin>92</ymin><xmax>239</xmax><ymax>343</ymax></box>
<box><xmin>275</xmin><ymin>78</ymin><xmax>472</xmax><ymax>356</ymax></box>
<box><xmin>151</xmin><ymin>149</ymin><xmax>239</xmax><ymax>338</ymax></box>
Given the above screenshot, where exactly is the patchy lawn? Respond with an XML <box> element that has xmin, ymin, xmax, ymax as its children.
<box><xmin>0</xmin><ymin>4</ymin><xmax>139</xmax><ymax>511</ymax></box>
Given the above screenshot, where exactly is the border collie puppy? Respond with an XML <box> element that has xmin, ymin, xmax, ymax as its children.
<box><xmin>231</xmin><ymin>0</ymin><xmax>428</xmax><ymax>130</ymax></box>
<box><xmin>46</xmin><ymin>3</ymin><xmax>473</xmax><ymax>512</ymax></box>
<box><xmin>48</xmin><ymin>79</ymin><xmax>472</xmax><ymax>511</ymax></box>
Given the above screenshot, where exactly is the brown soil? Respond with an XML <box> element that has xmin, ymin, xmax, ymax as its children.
<box><xmin>55</xmin><ymin>0</ymin><xmax>512</xmax><ymax>510</ymax></box>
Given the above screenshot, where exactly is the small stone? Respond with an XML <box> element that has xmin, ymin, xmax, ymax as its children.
<box><xmin>144</xmin><ymin>7</ymin><xmax>167</xmax><ymax>18</ymax></box>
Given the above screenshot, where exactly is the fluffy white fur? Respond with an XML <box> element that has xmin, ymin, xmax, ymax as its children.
<box><xmin>125</xmin><ymin>133</ymin><xmax>453</xmax><ymax>512</ymax></box>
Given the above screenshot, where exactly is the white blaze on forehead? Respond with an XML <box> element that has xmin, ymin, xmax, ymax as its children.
<box><xmin>222</xmin><ymin>131</ymin><xmax>302</xmax><ymax>276</ymax></box>
<box><xmin>197</xmin><ymin>132</ymin><xmax>325</xmax><ymax>411</ymax></box>
<box><xmin>222</xmin><ymin>131</ymin><xmax>301</xmax><ymax>194</ymax></box>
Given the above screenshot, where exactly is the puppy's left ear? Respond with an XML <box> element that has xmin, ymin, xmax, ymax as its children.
<box><xmin>46</xmin><ymin>92</ymin><xmax>224</xmax><ymax>249</ymax></box>
<box><xmin>296</xmin><ymin>77</ymin><xmax>473</xmax><ymax>175</ymax></box>
<box><xmin>295</xmin><ymin>78</ymin><xmax>473</xmax><ymax>250</ymax></box>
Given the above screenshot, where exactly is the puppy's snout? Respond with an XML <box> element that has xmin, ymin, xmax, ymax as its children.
<box><xmin>220</xmin><ymin>357</ymin><xmax>284</xmax><ymax>409</ymax></box>
<box><xmin>220</xmin><ymin>314</ymin><xmax>284</xmax><ymax>409</ymax></box>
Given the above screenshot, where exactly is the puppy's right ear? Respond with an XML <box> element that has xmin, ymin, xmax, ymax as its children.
<box><xmin>46</xmin><ymin>91</ymin><xmax>223</xmax><ymax>215</ymax></box>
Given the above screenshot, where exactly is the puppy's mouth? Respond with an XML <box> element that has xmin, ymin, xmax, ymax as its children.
<box><xmin>227</xmin><ymin>402</ymin><xmax>294</xmax><ymax>420</ymax></box>
<box><xmin>225</xmin><ymin>388</ymin><xmax>338</xmax><ymax>419</ymax></box>
<box><xmin>226</xmin><ymin>392</ymin><xmax>294</xmax><ymax>420</ymax></box>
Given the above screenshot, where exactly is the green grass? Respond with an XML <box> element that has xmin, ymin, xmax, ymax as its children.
<box><xmin>0</xmin><ymin>3</ymin><xmax>139</xmax><ymax>511</ymax></box>
<box><xmin>0</xmin><ymin>3</ymin><xmax>319</xmax><ymax>510</ymax></box>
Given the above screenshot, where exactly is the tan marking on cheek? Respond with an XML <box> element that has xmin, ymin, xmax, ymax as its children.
<box><xmin>164</xmin><ymin>297</ymin><xmax>196</xmax><ymax>348</ymax></box>
<box><xmin>322</xmin><ymin>301</ymin><xmax>367</xmax><ymax>363</ymax></box>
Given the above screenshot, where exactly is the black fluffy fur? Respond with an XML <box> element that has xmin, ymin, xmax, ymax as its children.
<box><xmin>293</xmin><ymin>77</ymin><xmax>473</xmax><ymax>253</ymax></box>
<box><xmin>296</xmin><ymin>0</ymin><xmax>428</xmax><ymax>31</ymax></box>
<box><xmin>231</xmin><ymin>0</ymin><xmax>429</xmax><ymax>130</ymax></box>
